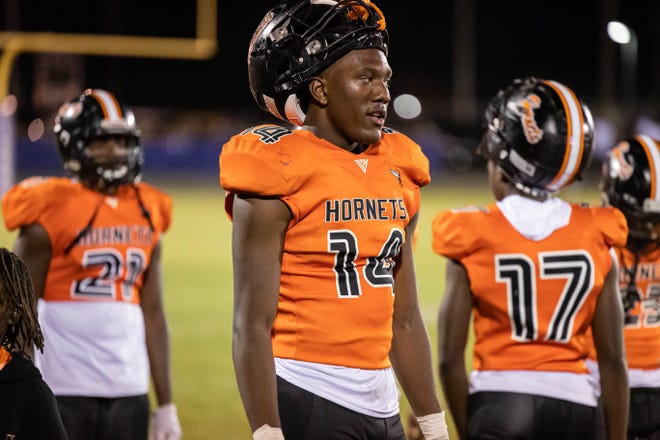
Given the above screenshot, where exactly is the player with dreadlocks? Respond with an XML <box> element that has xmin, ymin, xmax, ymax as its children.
<box><xmin>0</xmin><ymin>247</ymin><xmax>44</xmax><ymax>354</ymax></box>
<box><xmin>0</xmin><ymin>247</ymin><xmax>67</xmax><ymax>439</ymax></box>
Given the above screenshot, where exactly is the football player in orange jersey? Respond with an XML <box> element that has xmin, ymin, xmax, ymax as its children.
<box><xmin>0</xmin><ymin>247</ymin><xmax>67</xmax><ymax>439</ymax></box>
<box><xmin>590</xmin><ymin>135</ymin><xmax>660</xmax><ymax>440</ymax></box>
<box><xmin>433</xmin><ymin>77</ymin><xmax>629</xmax><ymax>440</ymax></box>
<box><xmin>219</xmin><ymin>1</ymin><xmax>448</xmax><ymax>439</ymax></box>
<box><xmin>1</xmin><ymin>89</ymin><xmax>181</xmax><ymax>440</ymax></box>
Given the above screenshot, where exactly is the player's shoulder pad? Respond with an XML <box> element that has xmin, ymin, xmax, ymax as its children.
<box><xmin>431</xmin><ymin>205</ymin><xmax>491</xmax><ymax>259</ymax></box>
<box><xmin>134</xmin><ymin>182</ymin><xmax>173</xmax><ymax>233</ymax></box>
<box><xmin>379</xmin><ymin>128</ymin><xmax>430</xmax><ymax>187</ymax></box>
<box><xmin>574</xmin><ymin>203</ymin><xmax>628</xmax><ymax>249</ymax></box>
<box><xmin>1</xmin><ymin>177</ymin><xmax>69</xmax><ymax>230</ymax></box>
<box><xmin>220</xmin><ymin>124</ymin><xmax>303</xmax><ymax>196</ymax></box>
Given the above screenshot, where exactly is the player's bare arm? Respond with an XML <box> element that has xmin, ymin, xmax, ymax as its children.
<box><xmin>437</xmin><ymin>259</ymin><xmax>472</xmax><ymax>440</ymax></box>
<box><xmin>592</xmin><ymin>255</ymin><xmax>629</xmax><ymax>440</ymax></box>
<box><xmin>390</xmin><ymin>214</ymin><xmax>443</xmax><ymax>417</ymax></box>
<box><xmin>231</xmin><ymin>195</ymin><xmax>291</xmax><ymax>432</ymax></box>
<box><xmin>13</xmin><ymin>223</ymin><xmax>51</xmax><ymax>299</ymax></box>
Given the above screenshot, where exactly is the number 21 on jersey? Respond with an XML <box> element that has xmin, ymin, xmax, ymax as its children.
<box><xmin>71</xmin><ymin>247</ymin><xmax>146</xmax><ymax>301</ymax></box>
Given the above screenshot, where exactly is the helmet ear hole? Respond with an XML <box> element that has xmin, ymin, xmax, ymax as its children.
<box><xmin>478</xmin><ymin>124</ymin><xmax>510</xmax><ymax>163</ymax></box>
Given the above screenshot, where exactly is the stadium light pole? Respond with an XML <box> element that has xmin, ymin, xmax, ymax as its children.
<box><xmin>607</xmin><ymin>20</ymin><xmax>638</xmax><ymax>114</ymax></box>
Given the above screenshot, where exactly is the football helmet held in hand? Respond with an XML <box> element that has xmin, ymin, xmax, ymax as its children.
<box><xmin>248</xmin><ymin>0</ymin><xmax>388</xmax><ymax>125</ymax></box>
<box><xmin>479</xmin><ymin>77</ymin><xmax>594</xmax><ymax>198</ymax></box>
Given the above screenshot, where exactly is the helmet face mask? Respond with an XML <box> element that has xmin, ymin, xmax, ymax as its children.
<box><xmin>248</xmin><ymin>0</ymin><xmax>388</xmax><ymax>125</ymax></box>
<box><xmin>480</xmin><ymin>77</ymin><xmax>595</xmax><ymax>199</ymax></box>
<box><xmin>601</xmin><ymin>136</ymin><xmax>660</xmax><ymax>249</ymax></box>
<box><xmin>54</xmin><ymin>89</ymin><xmax>143</xmax><ymax>191</ymax></box>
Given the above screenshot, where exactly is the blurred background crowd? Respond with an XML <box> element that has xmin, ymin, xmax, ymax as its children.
<box><xmin>1</xmin><ymin>0</ymin><xmax>659</xmax><ymax>188</ymax></box>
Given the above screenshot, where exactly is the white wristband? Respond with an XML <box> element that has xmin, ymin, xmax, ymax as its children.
<box><xmin>253</xmin><ymin>424</ymin><xmax>285</xmax><ymax>440</ymax></box>
<box><xmin>416</xmin><ymin>411</ymin><xmax>450</xmax><ymax>440</ymax></box>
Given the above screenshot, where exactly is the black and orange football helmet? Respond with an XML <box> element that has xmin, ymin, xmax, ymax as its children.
<box><xmin>479</xmin><ymin>77</ymin><xmax>595</xmax><ymax>198</ymax></box>
<box><xmin>601</xmin><ymin>135</ymin><xmax>660</xmax><ymax>248</ymax></box>
<box><xmin>54</xmin><ymin>89</ymin><xmax>143</xmax><ymax>190</ymax></box>
<box><xmin>247</xmin><ymin>0</ymin><xmax>388</xmax><ymax>125</ymax></box>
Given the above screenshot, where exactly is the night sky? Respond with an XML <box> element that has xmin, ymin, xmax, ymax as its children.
<box><xmin>2</xmin><ymin>0</ymin><xmax>659</xmax><ymax>121</ymax></box>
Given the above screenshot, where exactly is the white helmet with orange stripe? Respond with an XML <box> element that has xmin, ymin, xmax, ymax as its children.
<box><xmin>478</xmin><ymin>77</ymin><xmax>595</xmax><ymax>198</ymax></box>
<box><xmin>54</xmin><ymin>88</ymin><xmax>143</xmax><ymax>190</ymax></box>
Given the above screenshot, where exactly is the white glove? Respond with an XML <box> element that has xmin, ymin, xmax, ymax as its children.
<box><xmin>253</xmin><ymin>424</ymin><xmax>285</xmax><ymax>440</ymax></box>
<box><xmin>151</xmin><ymin>403</ymin><xmax>182</xmax><ymax>440</ymax></box>
<box><xmin>416</xmin><ymin>411</ymin><xmax>450</xmax><ymax>440</ymax></box>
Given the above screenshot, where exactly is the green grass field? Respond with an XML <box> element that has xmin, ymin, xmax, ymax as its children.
<box><xmin>0</xmin><ymin>173</ymin><xmax>601</xmax><ymax>439</ymax></box>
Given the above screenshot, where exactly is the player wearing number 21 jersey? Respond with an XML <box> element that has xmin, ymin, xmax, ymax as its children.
<box><xmin>2</xmin><ymin>89</ymin><xmax>180</xmax><ymax>440</ymax></box>
<box><xmin>2</xmin><ymin>176</ymin><xmax>171</xmax><ymax>398</ymax></box>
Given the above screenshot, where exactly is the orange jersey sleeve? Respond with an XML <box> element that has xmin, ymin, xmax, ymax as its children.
<box><xmin>2</xmin><ymin>176</ymin><xmax>68</xmax><ymax>249</ymax></box>
<box><xmin>432</xmin><ymin>202</ymin><xmax>627</xmax><ymax>373</ymax></box>
<box><xmin>219</xmin><ymin>126</ymin><xmax>430</xmax><ymax>369</ymax></box>
<box><xmin>219</xmin><ymin>125</ymin><xmax>302</xmax><ymax>199</ymax></box>
<box><xmin>2</xmin><ymin>177</ymin><xmax>171</xmax><ymax>304</ymax></box>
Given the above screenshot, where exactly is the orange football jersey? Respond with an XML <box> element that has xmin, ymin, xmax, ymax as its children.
<box><xmin>587</xmin><ymin>247</ymin><xmax>660</xmax><ymax>370</ymax></box>
<box><xmin>2</xmin><ymin>177</ymin><xmax>172</xmax><ymax>304</ymax></box>
<box><xmin>433</xmin><ymin>202</ymin><xmax>627</xmax><ymax>373</ymax></box>
<box><xmin>618</xmin><ymin>247</ymin><xmax>660</xmax><ymax>370</ymax></box>
<box><xmin>220</xmin><ymin>125</ymin><xmax>430</xmax><ymax>369</ymax></box>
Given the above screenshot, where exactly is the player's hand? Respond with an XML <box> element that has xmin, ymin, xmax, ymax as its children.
<box><xmin>151</xmin><ymin>403</ymin><xmax>182</xmax><ymax>440</ymax></box>
<box><xmin>406</xmin><ymin>411</ymin><xmax>425</xmax><ymax>440</ymax></box>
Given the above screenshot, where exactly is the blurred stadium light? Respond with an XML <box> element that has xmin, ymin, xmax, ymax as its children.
<box><xmin>607</xmin><ymin>20</ymin><xmax>638</xmax><ymax>115</ymax></box>
<box><xmin>393</xmin><ymin>94</ymin><xmax>422</xmax><ymax>120</ymax></box>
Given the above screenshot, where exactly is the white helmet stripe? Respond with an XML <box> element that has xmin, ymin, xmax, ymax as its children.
<box><xmin>545</xmin><ymin>80</ymin><xmax>584</xmax><ymax>191</ymax></box>
<box><xmin>263</xmin><ymin>94</ymin><xmax>285</xmax><ymax>121</ymax></box>
<box><xmin>638</xmin><ymin>135</ymin><xmax>660</xmax><ymax>201</ymax></box>
<box><xmin>90</xmin><ymin>89</ymin><xmax>123</xmax><ymax>120</ymax></box>
<box><xmin>284</xmin><ymin>94</ymin><xmax>305</xmax><ymax>126</ymax></box>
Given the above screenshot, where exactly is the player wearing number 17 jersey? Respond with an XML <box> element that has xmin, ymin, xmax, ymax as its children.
<box><xmin>433</xmin><ymin>78</ymin><xmax>629</xmax><ymax>440</ymax></box>
<box><xmin>1</xmin><ymin>89</ymin><xmax>180</xmax><ymax>440</ymax></box>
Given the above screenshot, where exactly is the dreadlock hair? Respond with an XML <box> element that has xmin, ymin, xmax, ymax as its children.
<box><xmin>0</xmin><ymin>248</ymin><xmax>45</xmax><ymax>354</ymax></box>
